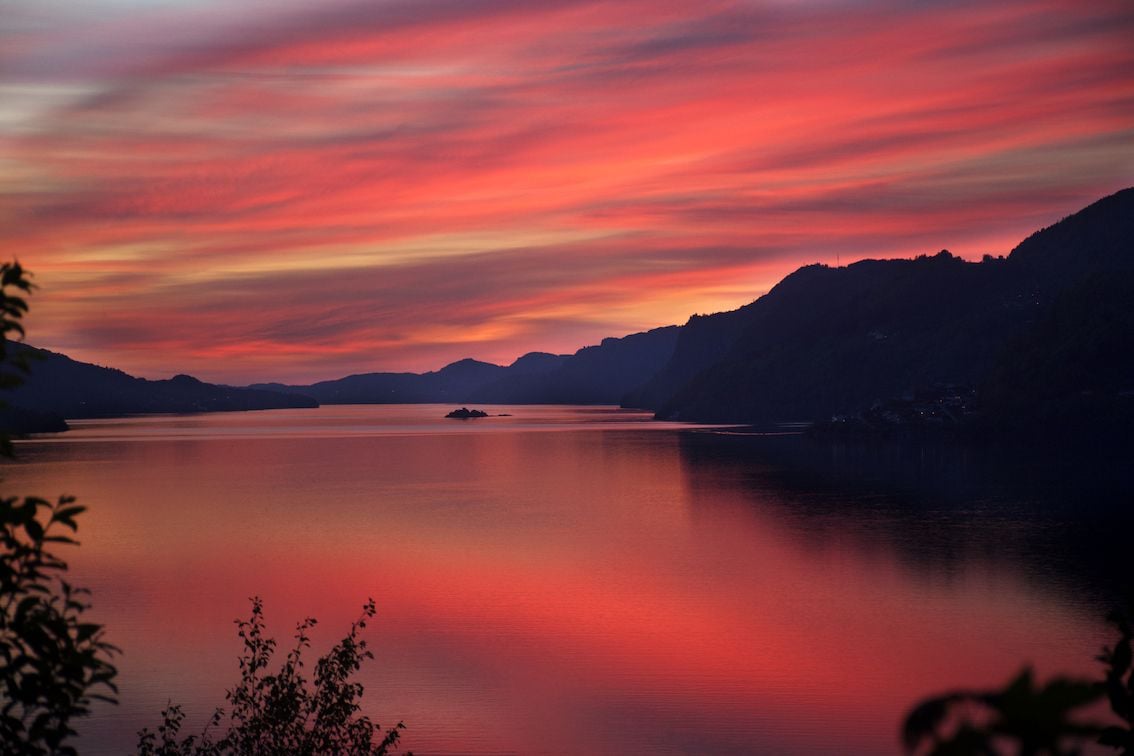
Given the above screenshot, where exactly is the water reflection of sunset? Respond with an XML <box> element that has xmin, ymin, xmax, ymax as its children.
<box><xmin>7</xmin><ymin>407</ymin><xmax>1105</xmax><ymax>754</ymax></box>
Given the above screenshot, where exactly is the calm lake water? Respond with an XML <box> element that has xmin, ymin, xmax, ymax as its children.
<box><xmin>5</xmin><ymin>405</ymin><xmax>1131</xmax><ymax>754</ymax></box>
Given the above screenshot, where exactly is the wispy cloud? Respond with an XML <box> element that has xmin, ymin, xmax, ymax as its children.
<box><xmin>3</xmin><ymin>0</ymin><xmax>1132</xmax><ymax>382</ymax></box>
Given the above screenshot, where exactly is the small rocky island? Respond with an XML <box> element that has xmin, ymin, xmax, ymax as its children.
<box><xmin>445</xmin><ymin>407</ymin><xmax>488</xmax><ymax>419</ymax></box>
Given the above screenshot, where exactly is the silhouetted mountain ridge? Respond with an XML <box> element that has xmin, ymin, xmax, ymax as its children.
<box><xmin>470</xmin><ymin>326</ymin><xmax>679</xmax><ymax>404</ymax></box>
<box><xmin>255</xmin><ymin>326</ymin><xmax>679</xmax><ymax>406</ymax></box>
<box><xmin>256</xmin><ymin>359</ymin><xmax>506</xmax><ymax>404</ymax></box>
<box><xmin>638</xmin><ymin>187</ymin><xmax>1134</xmax><ymax>436</ymax></box>
<box><xmin>11</xmin><ymin>188</ymin><xmax>1130</xmax><ymax>437</ymax></box>
<box><xmin>1009</xmin><ymin>187</ymin><xmax>1134</xmax><ymax>281</ymax></box>
<box><xmin>3</xmin><ymin>344</ymin><xmax>317</xmax><ymax>428</ymax></box>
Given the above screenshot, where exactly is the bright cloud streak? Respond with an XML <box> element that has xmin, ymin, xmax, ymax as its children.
<box><xmin>2</xmin><ymin>0</ymin><xmax>1132</xmax><ymax>383</ymax></box>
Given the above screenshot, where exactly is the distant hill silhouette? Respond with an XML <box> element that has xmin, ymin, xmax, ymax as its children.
<box><xmin>1009</xmin><ymin>187</ymin><xmax>1134</xmax><ymax>282</ymax></box>
<box><xmin>621</xmin><ymin>306</ymin><xmax>757</xmax><ymax>412</ymax></box>
<box><xmin>634</xmin><ymin>187</ymin><xmax>1134</xmax><ymax>437</ymax></box>
<box><xmin>255</xmin><ymin>326</ymin><xmax>679</xmax><ymax>406</ymax></box>
<box><xmin>469</xmin><ymin>327</ymin><xmax>679</xmax><ymax>404</ymax></box>
<box><xmin>14</xmin><ymin>188</ymin><xmax>1131</xmax><ymax>438</ymax></box>
<box><xmin>252</xmin><ymin>358</ymin><xmax>506</xmax><ymax>404</ymax></box>
<box><xmin>645</xmin><ymin>251</ymin><xmax>1022</xmax><ymax>422</ymax></box>
<box><xmin>3</xmin><ymin>344</ymin><xmax>316</xmax><ymax>430</ymax></box>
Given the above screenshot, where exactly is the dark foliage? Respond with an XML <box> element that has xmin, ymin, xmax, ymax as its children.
<box><xmin>0</xmin><ymin>262</ymin><xmax>37</xmax><ymax>450</ymax></box>
<box><xmin>0</xmin><ymin>261</ymin><xmax>119</xmax><ymax>754</ymax></box>
<box><xmin>0</xmin><ymin>263</ymin><xmax>33</xmax><ymax>386</ymax></box>
<box><xmin>902</xmin><ymin>669</ymin><xmax>1102</xmax><ymax>755</ymax></box>
<box><xmin>1097</xmin><ymin>612</ymin><xmax>1134</xmax><ymax>752</ymax></box>
<box><xmin>137</xmin><ymin>598</ymin><xmax>407</xmax><ymax>756</ymax></box>
<box><xmin>0</xmin><ymin>495</ymin><xmax>120</xmax><ymax>754</ymax></box>
<box><xmin>904</xmin><ymin>613</ymin><xmax>1134</xmax><ymax>755</ymax></box>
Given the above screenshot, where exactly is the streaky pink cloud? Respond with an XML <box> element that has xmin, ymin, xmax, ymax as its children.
<box><xmin>2</xmin><ymin>0</ymin><xmax>1131</xmax><ymax>382</ymax></box>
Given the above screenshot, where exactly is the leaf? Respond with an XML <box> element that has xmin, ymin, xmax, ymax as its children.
<box><xmin>1113</xmin><ymin>636</ymin><xmax>1132</xmax><ymax>678</ymax></box>
<box><xmin>53</xmin><ymin>506</ymin><xmax>86</xmax><ymax>525</ymax></box>
<box><xmin>903</xmin><ymin>694</ymin><xmax>967</xmax><ymax>752</ymax></box>
<box><xmin>24</xmin><ymin>518</ymin><xmax>44</xmax><ymax>542</ymax></box>
<box><xmin>76</xmin><ymin>624</ymin><xmax>102</xmax><ymax>643</ymax></box>
<box><xmin>1098</xmin><ymin>725</ymin><xmax>1133</xmax><ymax>747</ymax></box>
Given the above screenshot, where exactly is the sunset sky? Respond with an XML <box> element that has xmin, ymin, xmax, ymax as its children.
<box><xmin>3</xmin><ymin>0</ymin><xmax>1132</xmax><ymax>384</ymax></box>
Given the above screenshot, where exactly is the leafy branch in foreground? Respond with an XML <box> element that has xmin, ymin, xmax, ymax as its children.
<box><xmin>0</xmin><ymin>261</ymin><xmax>35</xmax><ymax>457</ymax></box>
<box><xmin>903</xmin><ymin>612</ymin><xmax>1134</xmax><ymax>755</ymax></box>
<box><xmin>0</xmin><ymin>495</ymin><xmax>120</xmax><ymax>754</ymax></box>
<box><xmin>1</xmin><ymin>260</ymin><xmax>119</xmax><ymax>754</ymax></box>
<box><xmin>1098</xmin><ymin>611</ymin><xmax>1134</xmax><ymax>752</ymax></box>
<box><xmin>137</xmin><ymin>597</ymin><xmax>408</xmax><ymax>756</ymax></box>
